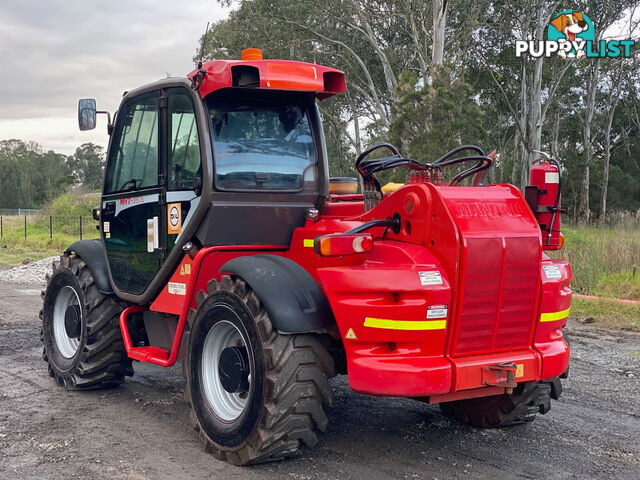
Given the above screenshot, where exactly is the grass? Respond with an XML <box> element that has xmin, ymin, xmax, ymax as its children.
<box><xmin>0</xmin><ymin>193</ymin><xmax>98</xmax><ymax>266</ymax></box>
<box><xmin>569</xmin><ymin>296</ymin><xmax>640</xmax><ymax>331</ymax></box>
<box><xmin>0</xmin><ymin>215</ymin><xmax>97</xmax><ymax>265</ymax></box>
<box><xmin>555</xmin><ymin>225</ymin><xmax>640</xmax><ymax>301</ymax></box>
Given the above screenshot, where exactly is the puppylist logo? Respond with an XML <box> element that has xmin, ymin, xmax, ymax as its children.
<box><xmin>516</xmin><ymin>10</ymin><xmax>635</xmax><ymax>59</ymax></box>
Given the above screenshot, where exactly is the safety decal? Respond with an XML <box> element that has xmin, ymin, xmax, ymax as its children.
<box><xmin>364</xmin><ymin>317</ymin><xmax>446</xmax><ymax>331</ymax></box>
<box><xmin>515</xmin><ymin>363</ymin><xmax>524</xmax><ymax>378</ymax></box>
<box><xmin>180</xmin><ymin>264</ymin><xmax>191</xmax><ymax>276</ymax></box>
<box><xmin>419</xmin><ymin>270</ymin><xmax>443</xmax><ymax>286</ymax></box>
<box><xmin>168</xmin><ymin>282</ymin><xmax>186</xmax><ymax>296</ymax></box>
<box><xmin>540</xmin><ymin>308</ymin><xmax>571</xmax><ymax>323</ymax></box>
<box><xmin>426</xmin><ymin>304</ymin><xmax>448</xmax><ymax>319</ymax></box>
<box><xmin>345</xmin><ymin>328</ymin><xmax>357</xmax><ymax>340</ymax></box>
<box><xmin>543</xmin><ymin>265</ymin><xmax>562</xmax><ymax>279</ymax></box>
<box><xmin>303</xmin><ymin>239</ymin><xmax>315</xmax><ymax>247</ymax></box>
<box><xmin>147</xmin><ymin>219</ymin><xmax>154</xmax><ymax>253</ymax></box>
<box><xmin>147</xmin><ymin>217</ymin><xmax>159</xmax><ymax>253</ymax></box>
<box><xmin>545</xmin><ymin>172</ymin><xmax>560</xmax><ymax>184</ymax></box>
<box><xmin>168</xmin><ymin>203</ymin><xmax>182</xmax><ymax>235</ymax></box>
<box><xmin>103</xmin><ymin>221</ymin><xmax>110</xmax><ymax>233</ymax></box>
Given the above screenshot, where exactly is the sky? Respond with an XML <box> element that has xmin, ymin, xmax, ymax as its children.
<box><xmin>0</xmin><ymin>0</ymin><xmax>229</xmax><ymax>155</ymax></box>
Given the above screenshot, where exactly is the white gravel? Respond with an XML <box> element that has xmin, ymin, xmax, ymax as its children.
<box><xmin>0</xmin><ymin>256</ymin><xmax>58</xmax><ymax>286</ymax></box>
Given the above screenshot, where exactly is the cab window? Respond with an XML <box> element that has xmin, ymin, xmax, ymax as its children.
<box><xmin>168</xmin><ymin>89</ymin><xmax>201</xmax><ymax>191</ymax></box>
<box><xmin>104</xmin><ymin>92</ymin><xmax>159</xmax><ymax>194</ymax></box>
<box><xmin>208</xmin><ymin>98</ymin><xmax>316</xmax><ymax>191</ymax></box>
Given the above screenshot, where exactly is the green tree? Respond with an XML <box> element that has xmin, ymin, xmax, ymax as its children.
<box><xmin>0</xmin><ymin>139</ymin><xmax>73</xmax><ymax>209</ymax></box>
<box><xmin>389</xmin><ymin>68</ymin><xmax>486</xmax><ymax>181</ymax></box>
<box><xmin>68</xmin><ymin>143</ymin><xmax>105</xmax><ymax>190</ymax></box>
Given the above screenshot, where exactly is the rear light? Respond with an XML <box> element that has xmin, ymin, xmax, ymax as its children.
<box><xmin>314</xmin><ymin>233</ymin><xmax>374</xmax><ymax>257</ymax></box>
<box><xmin>543</xmin><ymin>232</ymin><xmax>565</xmax><ymax>251</ymax></box>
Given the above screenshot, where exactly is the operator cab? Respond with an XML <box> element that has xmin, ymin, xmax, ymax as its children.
<box><xmin>80</xmin><ymin>49</ymin><xmax>345</xmax><ymax>303</ymax></box>
<box><xmin>199</xmin><ymin>88</ymin><xmax>327</xmax><ymax>246</ymax></box>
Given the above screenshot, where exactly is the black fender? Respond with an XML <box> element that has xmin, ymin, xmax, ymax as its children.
<box><xmin>221</xmin><ymin>254</ymin><xmax>335</xmax><ymax>334</ymax></box>
<box><xmin>64</xmin><ymin>239</ymin><xmax>113</xmax><ymax>293</ymax></box>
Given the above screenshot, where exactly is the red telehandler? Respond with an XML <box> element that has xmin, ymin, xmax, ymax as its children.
<box><xmin>41</xmin><ymin>49</ymin><xmax>571</xmax><ymax>465</ymax></box>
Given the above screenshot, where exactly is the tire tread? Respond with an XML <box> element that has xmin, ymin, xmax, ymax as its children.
<box><xmin>185</xmin><ymin>275</ymin><xmax>335</xmax><ymax>465</ymax></box>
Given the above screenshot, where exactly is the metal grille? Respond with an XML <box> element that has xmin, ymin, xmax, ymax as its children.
<box><xmin>453</xmin><ymin>236</ymin><xmax>540</xmax><ymax>355</ymax></box>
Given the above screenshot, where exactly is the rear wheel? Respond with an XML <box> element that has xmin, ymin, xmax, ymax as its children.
<box><xmin>185</xmin><ymin>275</ymin><xmax>334</xmax><ymax>465</ymax></box>
<box><xmin>40</xmin><ymin>253</ymin><xmax>133</xmax><ymax>389</ymax></box>
<box><xmin>440</xmin><ymin>381</ymin><xmax>560</xmax><ymax>427</ymax></box>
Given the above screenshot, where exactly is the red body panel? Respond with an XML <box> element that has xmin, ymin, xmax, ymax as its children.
<box><xmin>187</xmin><ymin>59</ymin><xmax>346</xmax><ymax>100</ymax></box>
<box><xmin>125</xmin><ymin>181</ymin><xmax>571</xmax><ymax>399</ymax></box>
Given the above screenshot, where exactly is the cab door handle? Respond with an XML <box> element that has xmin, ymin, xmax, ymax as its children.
<box><xmin>103</xmin><ymin>202</ymin><xmax>116</xmax><ymax>219</ymax></box>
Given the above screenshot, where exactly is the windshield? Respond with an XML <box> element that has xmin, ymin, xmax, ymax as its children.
<box><xmin>208</xmin><ymin>99</ymin><xmax>316</xmax><ymax>191</ymax></box>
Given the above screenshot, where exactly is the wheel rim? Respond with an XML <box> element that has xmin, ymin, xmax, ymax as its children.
<box><xmin>53</xmin><ymin>286</ymin><xmax>82</xmax><ymax>359</ymax></box>
<box><xmin>201</xmin><ymin>319</ymin><xmax>251</xmax><ymax>422</ymax></box>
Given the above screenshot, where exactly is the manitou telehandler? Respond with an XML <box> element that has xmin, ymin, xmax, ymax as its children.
<box><xmin>41</xmin><ymin>48</ymin><xmax>571</xmax><ymax>465</ymax></box>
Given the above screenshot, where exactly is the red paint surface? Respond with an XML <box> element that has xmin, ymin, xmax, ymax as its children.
<box><xmin>187</xmin><ymin>59</ymin><xmax>346</xmax><ymax>100</ymax></box>
<box><xmin>127</xmin><ymin>182</ymin><xmax>571</xmax><ymax>398</ymax></box>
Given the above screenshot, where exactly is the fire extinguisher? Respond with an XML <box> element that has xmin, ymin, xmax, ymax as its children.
<box><xmin>525</xmin><ymin>153</ymin><xmax>567</xmax><ymax>249</ymax></box>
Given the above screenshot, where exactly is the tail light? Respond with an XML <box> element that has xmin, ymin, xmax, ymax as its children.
<box><xmin>314</xmin><ymin>233</ymin><xmax>374</xmax><ymax>257</ymax></box>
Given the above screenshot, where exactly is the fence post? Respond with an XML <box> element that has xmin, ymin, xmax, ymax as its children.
<box><xmin>50</xmin><ymin>216</ymin><xmax>53</xmax><ymax>239</ymax></box>
<box><xmin>80</xmin><ymin>216</ymin><xmax>83</xmax><ymax>240</ymax></box>
<box><xmin>24</xmin><ymin>215</ymin><xmax>27</xmax><ymax>239</ymax></box>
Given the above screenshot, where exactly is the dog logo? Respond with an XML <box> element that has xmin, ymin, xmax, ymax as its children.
<box><xmin>548</xmin><ymin>11</ymin><xmax>594</xmax><ymax>59</ymax></box>
<box><xmin>516</xmin><ymin>10</ymin><xmax>634</xmax><ymax>59</ymax></box>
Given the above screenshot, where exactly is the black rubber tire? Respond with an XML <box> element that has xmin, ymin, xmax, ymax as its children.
<box><xmin>185</xmin><ymin>275</ymin><xmax>334</xmax><ymax>465</ymax></box>
<box><xmin>40</xmin><ymin>253</ymin><xmax>133</xmax><ymax>389</ymax></box>
<box><xmin>440</xmin><ymin>381</ymin><xmax>555</xmax><ymax>427</ymax></box>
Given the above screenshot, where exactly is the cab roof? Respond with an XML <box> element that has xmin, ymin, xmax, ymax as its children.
<box><xmin>186</xmin><ymin>51</ymin><xmax>347</xmax><ymax>100</ymax></box>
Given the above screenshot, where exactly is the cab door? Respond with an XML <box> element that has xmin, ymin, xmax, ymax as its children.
<box><xmin>101</xmin><ymin>91</ymin><xmax>163</xmax><ymax>295</ymax></box>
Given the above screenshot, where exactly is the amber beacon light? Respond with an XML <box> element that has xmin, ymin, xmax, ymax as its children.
<box><xmin>241</xmin><ymin>48</ymin><xmax>263</xmax><ymax>60</ymax></box>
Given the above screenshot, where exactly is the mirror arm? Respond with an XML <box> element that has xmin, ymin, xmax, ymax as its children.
<box><xmin>96</xmin><ymin>110</ymin><xmax>114</xmax><ymax>135</ymax></box>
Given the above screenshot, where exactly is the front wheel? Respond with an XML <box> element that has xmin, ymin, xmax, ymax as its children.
<box><xmin>40</xmin><ymin>253</ymin><xmax>133</xmax><ymax>389</ymax></box>
<box><xmin>185</xmin><ymin>276</ymin><xmax>334</xmax><ymax>465</ymax></box>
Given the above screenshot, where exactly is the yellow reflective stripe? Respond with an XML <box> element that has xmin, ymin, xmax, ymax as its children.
<box><xmin>364</xmin><ymin>317</ymin><xmax>447</xmax><ymax>330</ymax></box>
<box><xmin>303</xmin><ymin>239</ymin><xmax>315</xmax><ymax>247</ymax></box>
<box><xmin>540</xmin><ymin>308</ymin><xmax>571</xmax><ymax>322</ymax></box>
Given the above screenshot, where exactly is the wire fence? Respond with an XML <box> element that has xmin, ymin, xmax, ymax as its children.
<box><xmin>0</xmin><ymin>208</ymin><xmax>40</xmax><ymax>216</ymax></box>
<box><xmin>0</xmin><ymin>214</ymin><xmax>97</xmax><ymax>240</ymax></box>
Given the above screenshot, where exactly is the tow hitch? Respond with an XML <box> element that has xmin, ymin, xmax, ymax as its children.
<box><xmin>483</xmin><ymin>363</ymin><xmax>518</xmax><ymax>393</ymax></box>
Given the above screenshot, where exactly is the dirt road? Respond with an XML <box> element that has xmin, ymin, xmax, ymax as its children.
<box><xmin>1</xmin><ymin>281</ymin><xmax>639</xmax><ymax>479</ymax></box>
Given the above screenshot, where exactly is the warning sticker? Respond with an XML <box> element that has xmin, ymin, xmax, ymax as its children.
<box><xmin>168</xmin><ymin>203</ymin><xmax>182</xmax><ymax>234</ymax></box>
<box><xmin>545</xmin><ymin>172</ymin><xmax>560</xmax><ymax>184</ymax></box>
<box><xmin>419</xmin><ymin>271</ymin><xmax>443</xmax><ymax>286</ymax></box>
<box><xmin>427</xmin><ymin>304</ymin><xmax>448</xmax><ymax>319</ymax></box>
<box><xmin>147</xmin><ymin>219</ymin><xmax>155</xmax><ymax>253</ymax></box>
<box><xmin>543</xmin><ymin>265</ymin><xmax>562</xmax><ymax>279</ymax></box>
<box><xmin>345</xmin><ymin>328</ymin><xmax>357</xmax><ymax>340</ymax></box>
<box><xmin>103</xmin><ymin>221</ymin><xmax>110</xmax><ymax>233</ymax></box>
<box><xmin>515</xmin><ymin>363</ymin><xmax>524</xmax><ymax>378</ymax></box>
<box><xmin>168</xmin><ymin>282</ymin><xmax>186</xmax><ymax>296</ymax></box>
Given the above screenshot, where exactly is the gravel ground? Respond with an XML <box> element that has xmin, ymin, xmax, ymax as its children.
<box><xmin>0</xmin><ymin>256</ymin><xmax>57</xmax><ymax>286</ymax></box>
<box><xmin>1</xmin><ymin>272</ymin><xmax>639</xmax><ymax>479</ymax></box>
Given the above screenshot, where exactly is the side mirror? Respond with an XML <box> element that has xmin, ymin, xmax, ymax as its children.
<box><xmin>78</xmin><ymin>99</ymin><xmax>97</xmax><ymax>131</ymax></box>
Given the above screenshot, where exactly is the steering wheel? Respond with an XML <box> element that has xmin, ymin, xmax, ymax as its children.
<box><xmin>119</xmin><ymin>178</ymin><xmax>143</xmax><ymax>191</ymax></box>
